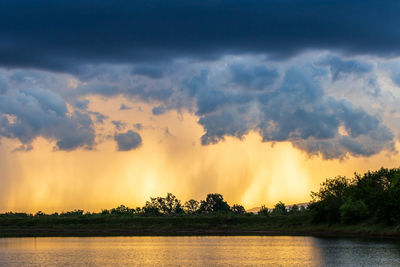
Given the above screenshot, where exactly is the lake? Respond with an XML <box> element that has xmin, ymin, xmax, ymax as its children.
<box><xmin>0</xmin><ymin>236</ymin><xmax>399</xmax><ymax>266</ymax></box>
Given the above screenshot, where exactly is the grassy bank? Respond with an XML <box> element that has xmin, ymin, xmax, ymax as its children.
<box><xmin>1</xmin><ymin>214</ymin><xmax>398</xmax><ymax>238</ymax></box>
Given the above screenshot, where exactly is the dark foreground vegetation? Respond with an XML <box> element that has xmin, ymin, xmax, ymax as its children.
<box><xmin>1</xmin><ymin>167</ymin><xmax>400</xmax><ymax>238</ymax></box>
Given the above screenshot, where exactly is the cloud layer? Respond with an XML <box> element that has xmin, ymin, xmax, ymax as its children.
<box><xmin>0</xmin><ymin>0</ymin><xmax>399</xmax><ymax>72</ymax></box>
<box><xmin>0</xmin><ymin>1</ymin><xmax>399</xmax><ymax>159</ymax></box>
<box><xmin>56</xmin><ymin>53</ymin><xmax>395</xmax><ymax>159</ymax></box>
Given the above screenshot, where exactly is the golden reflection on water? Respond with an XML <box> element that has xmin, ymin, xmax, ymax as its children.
<box><xmin>0</xmin><ymin>236</ymin><xmax>399</xmax><ymax>266</ymax></box>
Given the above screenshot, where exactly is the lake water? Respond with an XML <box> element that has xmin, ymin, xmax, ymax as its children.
<box><xmin>0</xmin><ymin>236</ymin><xmax>399</xmax><ymax>266</ymax></box>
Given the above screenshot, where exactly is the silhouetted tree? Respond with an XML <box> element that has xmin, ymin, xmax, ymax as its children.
<box><xmin>258</xmin><ymin>205</ymin><xmax>270</xmax><ymax>216</ymax></box>
<box><xmin>110</xmin><ymin>205</ymin><xmax>135</xmax><ymax>215</ymax></box>
<box><xmin>352</xmin><ymin>168</ymin><xmax>400</xmax><ymax>224</ymax></box>
<box><xmin>184</xmin><ymin>199</ymin><xmax>200</xmax><ymax>214</ymax></box>
<box><xmin>101</xmin><ymin>209</ymin><xmax>110</xmax><ymax>215</ymax></box>
<box><xmin>309</xmin><ymin>176</ymin><xmax>350</xmax><ymax>224</ymax></box>
<box><xmin>135</xmin><ymin>207</ymin><xmax>142</xmax><ymax>214</ymax></box>
<box><xmin>289</xmin><ymin>204</ymin><xmax>299</xmax><ymax>214</ymax></box>
<box><xmin>199</xmin><ymin>193</ymin><xmax>231</xmax><ymax>214</ymax></box>
<box><xmin>143</xmin><ymin>193</ymin><xmax>183</xmax><ymax>215</ymax></box>
<box><xmin>142</xmin><ymin>203</ymin><xmax>161</xmax><ymax>216</ymax></box>
<box><xmin>34</xmin><ymin>211</ymin><xmax>46</xmax><ymax>217</ymax></box>
<box><xmin>272</xmin><ymin>201</ymin><xmax>287</xmax><ymax>215</ymax></box>
<box><xmin>163</xmin><ymin>193</ymin><xmax>183</xmax><ymax>214</ymax></box>
<box><xmin>61</xmin><ymin>210</ymin><xmax>84</xmax><ymax>216</ymax></box>
<box><xmin>231</xmin><ymin>204</ymin><xmax>246</xmax><ymax>214</ymax></box>
<box><xmin>308</xmin><ymin>168</ymin><xmax>400</xmax><ymax>224</ymax></box>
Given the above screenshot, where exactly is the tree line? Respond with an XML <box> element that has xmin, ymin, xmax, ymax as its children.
<box><xmin>309</xmin><ymin>167</ymin><xmax>400</xmax><ymax>225</ymax></box>
<box><xmin>1</xmin><ymin>192</ymin><xmax>304</xmax><ymax>218</ymax></box>
<box><xmin>2</xmin><ymin>167</ymin><xmax>400</xmax><ymax>226</ymax></box>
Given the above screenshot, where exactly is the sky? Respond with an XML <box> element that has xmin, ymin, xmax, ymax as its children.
<box><xmin>1</xmin><ymin>0</ymin><xmax>400</xmax><ymax>213</ymax></box>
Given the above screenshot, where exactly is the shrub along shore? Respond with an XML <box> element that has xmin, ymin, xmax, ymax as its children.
<box><xmin>1</xmin><ymin>167</ymin><xmax>400</xmax><ymax>238</ymax></box>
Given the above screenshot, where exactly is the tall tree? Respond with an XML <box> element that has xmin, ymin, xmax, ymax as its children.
<box><xmin>199</xmin><ymin>193</ymin><xmax>231</xmax><ymax>214</ymax></box>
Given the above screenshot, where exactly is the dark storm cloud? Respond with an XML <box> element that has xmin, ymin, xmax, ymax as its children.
<box><xmin>256</xmin><ymin>69</ymin><xmax>380</xmax><ymax>142</ymax></box>
<box><xmin>195</xmin><ymin>88</ymin><xmax>253</xmax><ymax>116</ymax></box>
<box><xmin>0</xmin><ymin>79</ymin><xmax>7</xmax><ymax>94</ymax></box>
<box><xmin>317</xmin><ymin>56</ymin><xmax>373</xmax><ymax>81</ymax></box>
<box><xmin>0</xmin><ymin>88</ymin><xmax>96</xmax><ymax>150</ymax></box>
<box><xmin>114</xmin><ymin>130</ymin><xmax>142</xmax><ymax>151</ymax></box>
<box><xmin>133</xmin><ymin>123</ymin><xmax>142</xmax><ymax>131</ymax></box>
<box><xmin>119</xmin><ymin>104</ymin><xmax>132</xmax><ymax>110</ymax></box>
<box><xmin>197</xmin><ymin>67</ymin><xmax>394</xmax><ymax>159</ymax></box>
<box><xmin>294</xmin><ymin>127</ymin><xmax>395</xmax><ymax>159</ymax></box>
<box><xmin>0</xmin><ymin>52</ymin><xmax>394</xmax><ymax>158</ymax></box>
<box><xmin>152</xmin><ymin>106</ymin><xmax>167</xmax><ymax>115</ymax></box>
<box><xmin>199</xmin><ymin>108</ymin><xmax>255</xmax><ymax>145</ymax></box>
<box><xmin>127</xmin><ymin>87</ymin><xmax>174</xmax><ymax>102</ymax></box>
<box><xmin>0</xmin><ymin>0</ymin><xmax>399</xmax><ymax>71</ymax></box>
<box><xmin>74</xmin><ymin>82</ymin><xmax>174</xmax><ymax>103</ymax></box>
<box><xmin>76</xmin><ymin>84</ymin><xmax>120</xmax><ymax>97</ymax></box>
<box><xmin>229</xmin><ymin>64</ymin><xmax>279</xmax><ymax>90</ymax></box>
<box><xmin>112</xmin><ymin>120</ymin><xmax>126</xmax><ymax>131</ymax></box>
<box><xmin>131</xmin><ymin>65</ymin><xmax>167</xmax><ymax>79</ymax></box>
<box><xmin>89</xmin><ymin>111</ymin><xmax>107</xmax><ymax>124</ymax></box>
<box><xmin>73</xmin><ymin>99</ymin><xmax>90</xmax><ymax>110</ymax></box>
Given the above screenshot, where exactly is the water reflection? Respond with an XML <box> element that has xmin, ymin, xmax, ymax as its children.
<box><xmin>312</xmin><ymin>237</ymin><xmax>400</xmax><ymax>266</ymax></box>
<box><xmin>0</xmin><ymin>236</ymin><xmax>399</xmax><ymax>266</ymax></box>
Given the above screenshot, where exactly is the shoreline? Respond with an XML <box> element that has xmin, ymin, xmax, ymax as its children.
<box><xmin>2</xmin><ymin>213</ymin><xmax>399</xmax><ymax>239</ymax></box>
<box><xmin>1</xmin><ymin>226</ymin><xmax>399</xmax><ymax>239</ymax></box>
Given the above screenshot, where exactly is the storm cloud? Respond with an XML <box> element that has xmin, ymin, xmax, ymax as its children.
<box><xmin>193</xmin><ymin>65</ymin><xmax>395</xmax><ymax>159</ymax></box>
<box><xmin>0</xmin><ymin>0</ymin><xmax>398</xmax><ymax>159</ymax></box>
<box><xmin>0</xmin><ymin>0</ymin><xmax>399</xmax><ymax>72</ymax></box>
<box><xmin>114</xmin><ymin>130</ymin><xmax>142</xmax><ymax>151</ymax></box>
<box><xmin>317</xmin><ymin>56</ymin><xmax>373</xmax><ymax>81</ymax></box>
<box><xmin>0</xmin><ymin>88</ymin><xmax>96</xmax><ymax>150</ymax></box>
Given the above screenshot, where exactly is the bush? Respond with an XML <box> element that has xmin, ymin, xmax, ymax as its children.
<box><xmin>272</xmin><ymin>201</ymin><xmax>287</xmax><ymax>215</ymax></box>
<box><xmin>231</xmin><ymin>204</ymin><xmax>246</xmax><ymax>215</ymax></box>
<box><xmin>258</xmin><ymin>205</ymin><xmax>270</xmax><ymax>216</ymax></box>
